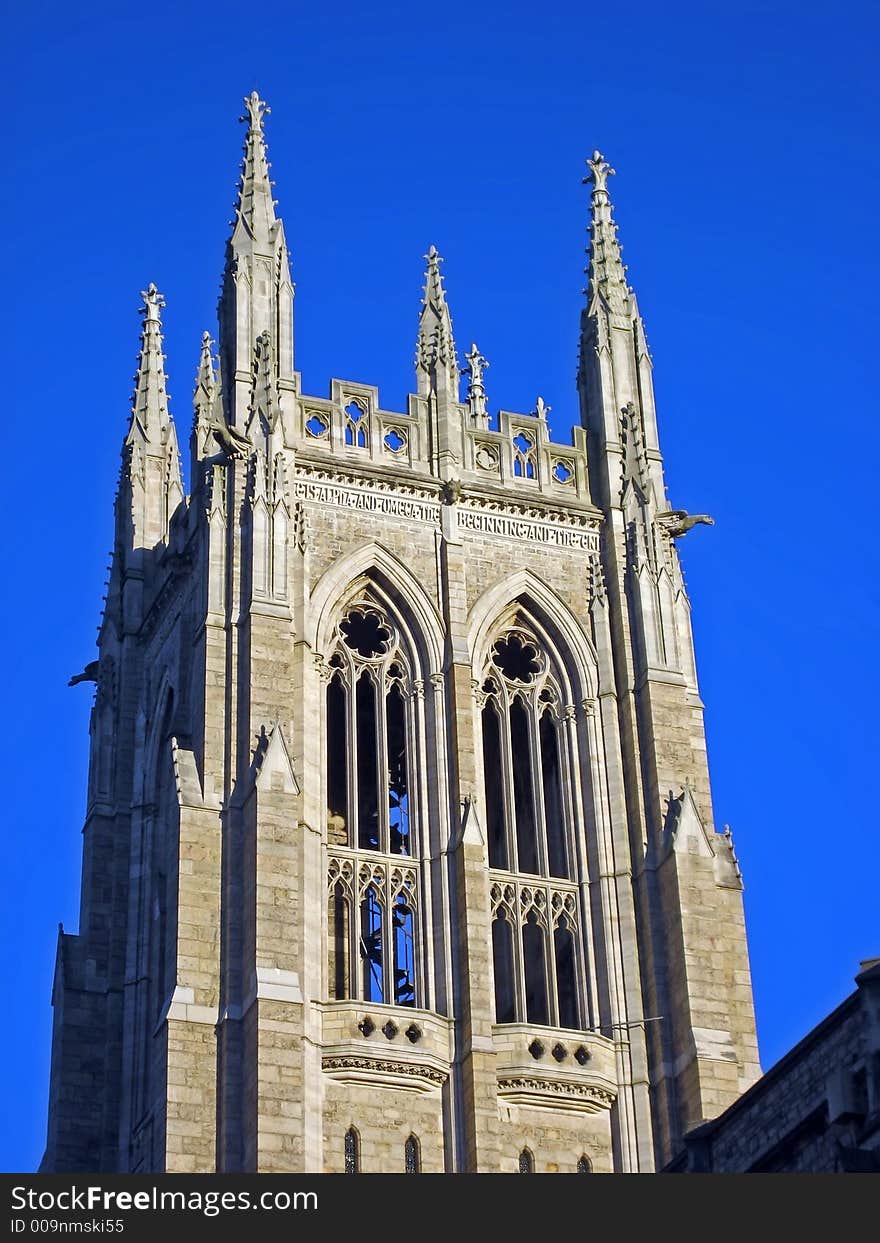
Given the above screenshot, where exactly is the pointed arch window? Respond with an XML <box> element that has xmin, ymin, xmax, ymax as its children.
<box><xmin>512</xmin><ymin>430</ymin><xmax>536</xmax><ymax>479</ymax></box>
<box><xmin>519</xmin><ymin>1148</ymin><xmax>535</xmax><ymax>1173</ymax></box>
<box><xmin>344</xmin><ymin>400</ymin><xmax>368</xmax><ymax>448</ymax></box>
<box><xmin>404</xmin><ymin>1135</ymin><xmax>421</xmax><ymax>1173</ymax></box>
<box><xmin>577</xmin><ymin>1154</ymin><xmax>593</xmax><ymax>1173</ymax></box>
<box><xmin>481</xmin><ymin>616</ymin><xmax>590</xmax><ymax>1030</ymax></box>
<box><xmin>344</xmin><ymin>1127</ymin><xmax>360</xmax><ymax>1173</ymax></box>
<box><xmin>325</xmin><ymin>598</ymin><xmax>423</xmax><ymax>1008</ymax></box>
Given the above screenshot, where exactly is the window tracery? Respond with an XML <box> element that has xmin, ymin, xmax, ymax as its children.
<box><xmin>481</xmin><ymin>614</ymin><xmax>589</xmax><ymax>1030</ymax></box>
<box><xmin>325</xmin><ymin>597</ymin><xmax>422</xmax><ymax>1008</ymax></box>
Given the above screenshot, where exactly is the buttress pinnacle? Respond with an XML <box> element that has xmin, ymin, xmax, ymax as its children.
<box><xmin>416</xmin><ymin>245</ymin><xmax>458</xmax><ymax>398</ymax></box>
<box><xmin>129</xmin><ymin>283</ymin><xmax>171</xmax><ymax>439</ymax></box>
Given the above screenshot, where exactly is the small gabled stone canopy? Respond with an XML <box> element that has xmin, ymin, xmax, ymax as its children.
<box><xmin>252</xmin><ymin>722</ymin><xmax>299</xmax><ymax>795</ymax></box>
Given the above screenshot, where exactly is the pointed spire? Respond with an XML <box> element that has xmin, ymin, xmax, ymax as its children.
<box><xmin>119</xmin><ymin>285</ymin><xmax>183</xmax><ymax>552</ymax></box>
<box><xmin>191</xmin><ymin>331</ymin><xmax>217</xmax><ymax>471</ymax></box>
<box><xmin>232</xmin><ymin>91</ymin><xmax>277</xmax><ymax>246</ymax></box>
<box><xmin>416</xmin><ymin>245</ymin><xmax>458</xmax><ymax>398</ymax></box>
<box><xmin>461</xmin><ymin>343</ymin><xmax>490</xmax><ymax>428</ymax></box>
<box><xmin>583</xmin><ymin>151</ymin><xmax>631</xmax><ymax>316</ymax></box>
<box><xmin>128</xmin><ymin>283</ymin><xmax>171</xmax><ymax>441</ymax></box>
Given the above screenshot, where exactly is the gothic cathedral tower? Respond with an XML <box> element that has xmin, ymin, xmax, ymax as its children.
<box><xmin>42</xmin><ymin>97</ymin><xmax>760</xmax><ymax>1175</ymax></box>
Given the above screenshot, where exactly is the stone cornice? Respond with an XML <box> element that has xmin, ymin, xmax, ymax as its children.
<box><xmin>496</xmin><ymin>1075</ymin><xmax>617</xmax><ymax>1113</ymax></box>
<box><xmin>321</xmin><ymin>1054</ymin><xmax>448</xmax><ymax>1092</ymax></box>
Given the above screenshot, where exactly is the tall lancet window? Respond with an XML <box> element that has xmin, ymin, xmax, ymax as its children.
<box><xmin>481</xmin><ymin>616</ymin><xmax>590</xmax><ymax>1030</ymax></box>
<box><xmin>325</xmin><ymin>599</ymin><xmax>422</xmax><ymax>1008</ymax></box>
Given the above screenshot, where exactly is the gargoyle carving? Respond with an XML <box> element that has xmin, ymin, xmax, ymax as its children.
<box><xmin>68</xmin><ymin>660</ymin><xmax>100</xmax><ymax>687</ymax></box>
<box><xmin>655</xmin><ymin>510</ymin><xmax>714</xmax><ymax>538</ymax></box>
<box><xmin>440</xmin><ymin>479</ymin><xmax>463</xmax><ymax>504</ymax></box>
<box><xmin>208</xmin><ymin>418</ymin><xmax>252</xmax><ymax>459</ymax></box>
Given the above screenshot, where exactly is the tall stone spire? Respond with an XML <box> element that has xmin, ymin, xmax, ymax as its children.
<box><xmin>583</xmin><ymin>151</ymin><xmax>631</xmax><ymax>318</ymax></box>
<box><xmin>578</xmin><ymin>152</ymin><xmax>662</xmax><ymax>498</ymax></box>
<box><xmin>219</xmin><ymin>91</ymin><xmax>295</xmax><ymax>432</ymax></box>
<box><xmin>232</xmin><ymin>91</ymin><xmax>277</xmax><ymax>248</ymax></box>
<box><xmin>416</xmin><ymin>245</ymin><xmax>458</xmax><ymax>400</ymax></box>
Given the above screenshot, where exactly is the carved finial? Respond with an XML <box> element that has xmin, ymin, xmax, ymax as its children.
<box><xmin>463</xmin><ymin>344</ymin><xmax>487</xmax><ymax>379</ymax></box>
<box><xmin>423</xmin><ymin>244</ymin><xmax>444</xmax><ymax>302</ymax></box>
<box><xmin>533</xmin><ymin>396</ymin><xmax>551</xmax><ymax>420</ymax></box>
<box><xmin>584</xmin><ymin>150</ymin><xmax>615</xmax><ymax>194</ymax></box>
<box><xmin>139</xmin><ymin>282</ymin><xmax>164</xmax><ymax>324</ymax></box>
<box><xmin>461</xmin><ymin>343</ymin><xmax>490</xmax><ymax>427</ymax></box>
<box><xmin>241</xmin><ymin>91</ymin><xmax>270</xmax><ymax>132</ymax></box>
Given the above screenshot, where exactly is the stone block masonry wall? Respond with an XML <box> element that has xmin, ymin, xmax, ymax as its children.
<box><xmin>323</xmin><ymin>1083</ymin><xmax>446</xmax><ymax>1173</ymax></box>
<box><xmin>498</xmin><ymin>1105</ymin><xmax>612</xmax><ymax>1173</ymax></box>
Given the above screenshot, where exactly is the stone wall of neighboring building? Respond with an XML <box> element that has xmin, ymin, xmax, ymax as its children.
<box><xmin>667</xmin><ymin>961</ymin><xmax>880</xmax><ymax>1173</ymax></box>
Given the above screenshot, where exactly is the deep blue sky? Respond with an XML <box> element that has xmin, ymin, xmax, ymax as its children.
<box><xmin>2</xmin><ymin>1</ymin><xmax>877</xmax><ymax>1171</ymax></box>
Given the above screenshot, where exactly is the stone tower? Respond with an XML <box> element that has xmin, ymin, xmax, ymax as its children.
<box><xmin>42</xmin><ymin>99</ymin><xmax>760</xmax><ymax>1175</ymax></box>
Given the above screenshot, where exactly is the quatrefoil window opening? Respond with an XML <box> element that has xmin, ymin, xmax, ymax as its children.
<box><xmin>383</xmin><ymin>427</ymin><xmax>407</xmax><ymax>454</ymax></box>
<box><xmin>552</xmin><ymin>459</ymin><xmax>574</xmax><ymax>485</ymax></box>
<box><xmin>305</xmin><ymin>412</ymin><xmax>330</xmax><ymax>438</ymax></box>
<box><xmin>344</xmin><ymin>400</ymin><xmax>368</xmax><ymax>448</ymax></box>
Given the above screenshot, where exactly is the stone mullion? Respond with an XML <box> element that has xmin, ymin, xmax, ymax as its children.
<box><xmin>529</xmin><ymin>696</ymin><xmax>550</xmax><ymax>879</ymax></box>
<box><xmin>346</xmin><ymin>669</ymin><xmax>358</xmax><ymax>849</ymax></box>
<box><xmin>544</xmin><ymin>885</ymin><xmax>560</xmax><ymax>1027</ymax></box>
<box><xmin>375</xmin><ymin>668</ymin><xmax>389</xmax><ymax>854</ymax></box>
<box><xmin>513</xmin><ymin>885</ymin><xmax>529</xmax><ymax>1024</ymax></box>
<box><xmin>498</xmin><ymin>693</ymin><xmax>519</xmax><ymax>874</ymax></box>
<box><xmin>381</xmin><ymin>866</ymin><xmax>392</xmax><ymax>1005</ymax></box>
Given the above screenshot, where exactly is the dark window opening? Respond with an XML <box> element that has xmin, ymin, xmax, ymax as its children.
<box><xmin>329</xmin><ymin>881</ymin><xmax>349</xmax><ymax>1000</ymax></box>
<box><xmin>356</xmin><ymin>675</ymin><xmax>379</xmax><ymax>849</ymax></box>
<box><xmin>360</xmin><ymin>886</ymin><xmax>384</xmax><ymax>1002</ymax></box>
<box><xmin>492</xmin><ymin>913</ymin><xmax>517</xmax><ymax>1023</ymax></box>
<box><xmin>523</xmin><ymin>913</ymin><xmax>549</xmax><ymax>1025</ymax></box>
<box><xmin>405</xmin><ymin>1135</ymin><xmax>421</xmax><ymax>1173</ymax></box>
<box><xmin>554</xmin><ymin>923</ymin><xmax>579</xmax><ymax>1029</ymax></box>
<box><xmin>540</xmin><ymin>714</ymin><xmax>568</xmax><ymax>878</ymax></box>
<box><xmin>392</xmin><ymin>896</ymin><xmax>416</xmax><ymax>1006</ymax></box>
<box><xmin>344</xmin><ymin>1127</ymin><xmax>360</xmax><ymax>1174</ymax></box>
<box><xmin>482</xmin><ymin>704</ymin><xmax>507</xmax><ymax>869</ymax></box>
<box><xmin>510</xmin><ymin>700</ymin><xmax>538</xmax><ymax>873</ymax></box>
<box><xmin>341</xmin><ymin>609</ymin><xmax>391</xmax><ymax>658</ymax></box>
<box><xmin>386</xmin><ymin>684</ymin><xmax>410</xmax><ymax>855</ymax></box>
<box><xmin>327</xmin><ymin>676</ymin><xmax>348</xmax><ymax>843</ymax></box>
<box><xmin>519</xmin><ymin>1148</ymin><xmax>534</xmax><ymax>1173</ymax></box>
<box><xmin>577</xmin><ymin>1155</ymin><xmax>592</xmax><ymax>1173</ymax></box>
